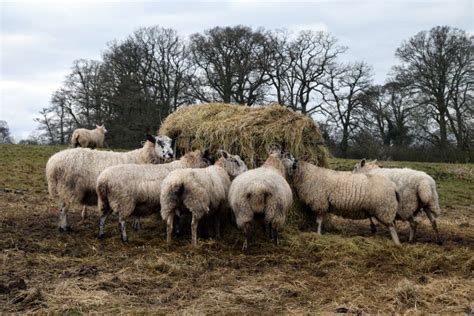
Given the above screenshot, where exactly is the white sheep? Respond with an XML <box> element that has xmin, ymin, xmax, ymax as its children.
<box><xmin>160</xmin><ymin>150</ymin><xmax>248</xmax><ymax>247</ymax></box>
<box><xmin>353</xmin><ymin>159</ymin><xmax>442</xmax><ymax>244</ymax></box>
<box><xmin>71</xmin><ymin>124</ymin><xmax>107</xmax><ymax>149</ymax></box>
<box><xmin>46</xmin><ymin>134</ymin><xmax>174</xmax><ymax>231</ymax></box>
<box><xmin>96</xmin><ymin>149</ymin><xmax>212</xmax><ymax>242</ymax></box>
<box><xmin>228</xmin><ymin>149</ymin><xmax>294</xmax><ymax>250</ymax></box>
<box><xmin>293</xmin><ymin>160</ymin><xmax>401</xmax><ymax>245</ymax></box>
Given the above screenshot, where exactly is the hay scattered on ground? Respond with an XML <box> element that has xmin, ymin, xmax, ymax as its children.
<box><xmin>159</xmin><ymin>103</ymin><xmax>328</xmax><ymax>168</ymax></box>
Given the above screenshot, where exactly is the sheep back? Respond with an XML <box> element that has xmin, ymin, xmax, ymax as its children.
<box><xmin>160</xmin><ymin>166</ymin><xmax>230</xmax><ymax>221</ymax></box>
<box><xmin>229</xmin><ymin>168</ymin><xmax>292</xmax><ymax>229</ymax></box>
<box><xmin>294</xmin><ymin>161</ymin><xmax>398</xmax><ymax>224</ymax></box>
<box><xmin>366</xmin><ymin>168</ymin><xmax>441</xmax><ymax>219</ymax></box>
<box><xmin>46</xmin><ymin>141</ymin><xmax>158</xmax><ymax>207</ymax></box>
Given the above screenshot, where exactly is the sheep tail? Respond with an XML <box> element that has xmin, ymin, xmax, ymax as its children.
<box><xmin>96</xmin><ymin>182</ymin><xmax>110</xmax><ymax>213</ymax></box>
<box><xmin>418</xmin><ymin>179</ymin><xmax>441</xmax><ymax>217</ymax></box>
<box><xmin>245</xmin><ymin>186</ymin><xmax>271</xmax><ymax>214</ymax></box>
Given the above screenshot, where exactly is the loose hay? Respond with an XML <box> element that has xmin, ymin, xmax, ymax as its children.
<box><xmin>159</xmin><ymin>103</ymin><xmax>329</xmax><ymax>168</ymax></box>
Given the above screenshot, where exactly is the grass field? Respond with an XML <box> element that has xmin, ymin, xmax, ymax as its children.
<box><xmin>0</xmin><ymin>144</ymin><xmax>473</xmax><ymax>313</ymax></box>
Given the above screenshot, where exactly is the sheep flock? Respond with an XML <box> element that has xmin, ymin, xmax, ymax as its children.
<box><xmin>45</xmin><ymin>121</ymin><xmax>443</xmax><ymax>250</ymax></box>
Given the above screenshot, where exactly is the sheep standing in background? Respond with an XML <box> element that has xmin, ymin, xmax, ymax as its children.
<box><xmin>293</xmin><ymin>160</ymin><xmax>401</xmax><ymax>245</ymax></box>
<box><xmin>96</xmin><ymin>150</ymin><xmax>212</xmax><ymax>242</ymax></box>
<box><xmin>353</xmin><ymin>159</ymin><xmax>442</xmax><ymax>244</ymax></box>
<box><xmin>71</xmin><ymin>124</ymin><xmax>107</xmax><ymax>149</ymax></box>
<box><xmin>46</xmin><ymin>134</ymin><xmax>173</xmax><ymax>231</ymax></box>
<box><xmin>160</xmin><ymin>150</ymin><xmax>248</xmax><ymax>247</ymax></box>
<box><xmin>229</xmin><ymin>149</ymin><xmax>294</xmax><ymax>250</ymax></box>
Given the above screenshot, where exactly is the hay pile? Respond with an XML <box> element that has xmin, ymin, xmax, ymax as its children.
<box><xmin>159</xmin><ymin>103</ymin><xmax>328</xmax><ymax>168</ymax></box>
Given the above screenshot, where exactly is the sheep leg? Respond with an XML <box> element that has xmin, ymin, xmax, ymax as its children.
<box><xmin>214</xmin><ymin>216</ymin><xmax>221</xmax><ymax>239</ymax></box>
<box><xmin>272</xmin><ymin>226</ymin><xmax>279</xmax><ymax>245</ymax></box>
<box><xmin>388</xmin><ymin>223</ymin><xmax>401</xmax><ymax>246</ymax></box>
<box><xmin>166</xmin><ymin>215</ymin><xmax>174</xmax><ymax>245</ymax></box>
<box><xmin>369</xmin><ymin>217</ymin><xmax>377</xmax><ymax>234</ymax></box>
<box><xmin>265</xmin><ymin>223</ymin><xmax>272</xmax><ymax>239</ymax></box>
<box><xmin>408</xmin><ymin>218</ymin><xmax>418</xmax><ymax>243</ymax></box>
<box><xmin>58</xmin><ymin>203</ymin><xmax>72</xmax><ymax>232</ymax></box>
<box><xmin>118</xmin><ymin>216</ymin><xmax>128</xmax><ymax>243</ymax></box>
<box><xmin>81</xmin><ymin>206</ymin><xmax>87</xmax><ymax>221</ymax></box>
<box><xmin>173</xmin><ymin>214</ymin><xmax>180</xmax><ymax>236</ymax></box>
<box><xmin>97</xmin><ymin>207</ymin><xmax>112</xmax><ymax>239</ymax></box>
<box><xmin>191</xmin><ymin>214</ymin><xmax>199</xmax><ymax>248</ymax></box>
<box><xmin>242</xmin><ymin>222</ymin><xmax>253</xmax><ymax>252</ymax></box>
<box><xmin>426</xmin><ymin>211</ymin><xmax>443</xmax><ymax>245</ymax></box>
<box><xmin>316</xmin><ymin>213</ymin><xmax>325</xmax><ymax>235</ymax></box>
<box><xmin>132</xmin><ymin>217</ymin><xmax>141</xmax><ymax>231</ymax></box>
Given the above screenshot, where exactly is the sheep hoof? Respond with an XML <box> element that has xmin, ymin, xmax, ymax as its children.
<box><xmin>97</xmin><ymin>233</ymin><xmax>105</xmax><ymax>240</ymax></box>
<box><xmin>437</xmin><ymin>240</ymin><xmax>444</xmax><ymax>246</ymax></box>
<box><xmin>121</xmin><ymin>237</ymin><xmax>129</xmax><ymax>244</ymax></box>
<box><xmin>58</xmin><ymin>226</ymin><xmax>73</xmax><ymax>233</ymax></box>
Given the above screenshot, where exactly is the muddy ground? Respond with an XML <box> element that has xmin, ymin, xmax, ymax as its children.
<box><xmin>0</xmin><ymin>144</ymin><xmax>473</xmax><ymax>313</ymax></box>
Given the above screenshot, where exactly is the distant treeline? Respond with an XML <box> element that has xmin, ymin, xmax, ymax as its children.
<box><xmin>21</xmin><ymin>25</ymin><xmax>472</xmax><ymax>162</ymax></box>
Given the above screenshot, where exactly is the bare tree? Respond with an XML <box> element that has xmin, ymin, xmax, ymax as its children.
<box><xmin>190</xmin><ymin>25</ymin><xmax>271</xmax><ymax>105</ymax></box>
<box><xmin>268</xmin><ymin>30</ymin><xmax>346</xmax><ymax>114</ymax></box>
<box><xmin>358</xmin><ymin>82</ymin><xmax>417</xmax><ymax>146</ymax></box>
<box><xmin>0</xmin><ymin>120</ymin><xmax>14</xmax><ymax>144</ymax></box>
<box><xmin>393</xmin><ymin>26</ymin><xmax>473</xmax><ymax>149</ymax></box>
<box><xmin>322</xmin><ymin>61</ymin><xmax>373</xmax><ymax>157</ymax></box>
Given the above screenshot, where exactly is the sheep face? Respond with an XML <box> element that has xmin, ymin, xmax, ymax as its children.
<box><xmin>184</xmin><ymin>149</ymin><xmax>213</xmax><ymax>168</ymax></box>
<box><xmin>155</xmin><ymin>135</ymin><xmax>174</xmax><ymax>160</ymax></box>
<box><xmin>96</xmin><ymin>124</ymin><xmax>107</xmax><ymax>134</ymax></box>
<box><xmin>217</xmin><ymin>150</ymin><xmax>248</xmax><ymax>178</ymax></box>
<box><xmin>352</xmin><ymin>159</ymin><xmax>380</xmax><ymax>173</ymax></box>
<box><xmin>281</xmin><ymin>151</ymin><xmax>297</xmax><ymax>176</ymax></box>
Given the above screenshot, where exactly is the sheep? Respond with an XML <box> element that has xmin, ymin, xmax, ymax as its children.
<box><xmin>353</xmin><ymin>159</ymin><xmax>442</xmax><ymax>244</ymax></box>
<box><xmin>160</xmin><ymin>150</ymin><xmax>248</xmax><ymax>247</ymax></box>
<box><xmin>96</xmin><ymin>149</ymin><xmax>212</xmax><ymax>242</ymax></box>
<box><xmin>71</xmin><ymin>124</ymin><xmax>107</xmax><ymax>149</ymax></box>
<box><xmin>292</xmin><ymin>160</ymin><xmax>401</xmax><ymax>245</ymax></box>
<box><xmin>46</xmin><ymin>134</ymin><xmax>174</xmax><ymax>232</ymax></box>
<box><xmin>228</xmin><ymin>149</ymin><xmax>294</xmax><ymax>250</ymax></box>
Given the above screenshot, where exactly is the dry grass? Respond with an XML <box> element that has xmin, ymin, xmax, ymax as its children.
<box><xmin>1</xmin><ymin>144</ymin><xmax>473</xmax><ymax>313</ymax></box>
<box><xmin>159</xmin><ymin>103</ymin><xmax>328</xmax><ymax>168</ymax></box>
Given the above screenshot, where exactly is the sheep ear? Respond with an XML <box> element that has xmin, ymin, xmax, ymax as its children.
<box><xmin>146</xmin><ymin>134</ymin><xmax>156</xmax><ymax>144</ymax></box>
<box><xmin>217</xmin><ymin>149</ymin><xmax>229</xmax><ymax>159</ymax></box>
<box><xmin>360</xmin><ymin>159</ymin><xmax>366</xmax><ymax>167</ymax></box>
<box><xmin>203</xmin><ymin>148</ymin><xmax>215</xmax><ymax>164</ymax></box>
<box><xmin>96</xmin><ymin>124</ymin><xmax>100</xmax><ymax>128</ymax></box>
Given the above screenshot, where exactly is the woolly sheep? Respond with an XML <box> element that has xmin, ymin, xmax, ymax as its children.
<box><xmin>229</xmin><ymin>149</ymin><xmax>294</xmax><ymax>250</ymax></box>
<box><xmin>293</xmin><ymin>160</ymin><xmax>401</xmax><ymax>245</ymax></box>
<box><xmin>353</xmin><ymin>159</ymin><xmax>442</xmax><ymax>244</ymax></box>
<box><xmin>71</xmin><ymin>124</ymin><xmax>107</xmax><ymax>149</ymax></box>
<box><xmin>96</xmin><ymin>149</ymin><xmax>212</xmax><ymax>242</ymax></box>
<box><xmin>46</xmin><ymin>134</ymin><xmax>173</xmax><ymax>231</ymax></box>
<box><xmin>160</xmin><ymin>150</ymin><xmax>248</xmax><ymax>247</ymax></box>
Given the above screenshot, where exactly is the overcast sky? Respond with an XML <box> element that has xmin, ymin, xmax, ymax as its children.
<box><xmin>0</xmin><ymin>0</ymin><xmax>472</xmax><ymax>141</ymax></box>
